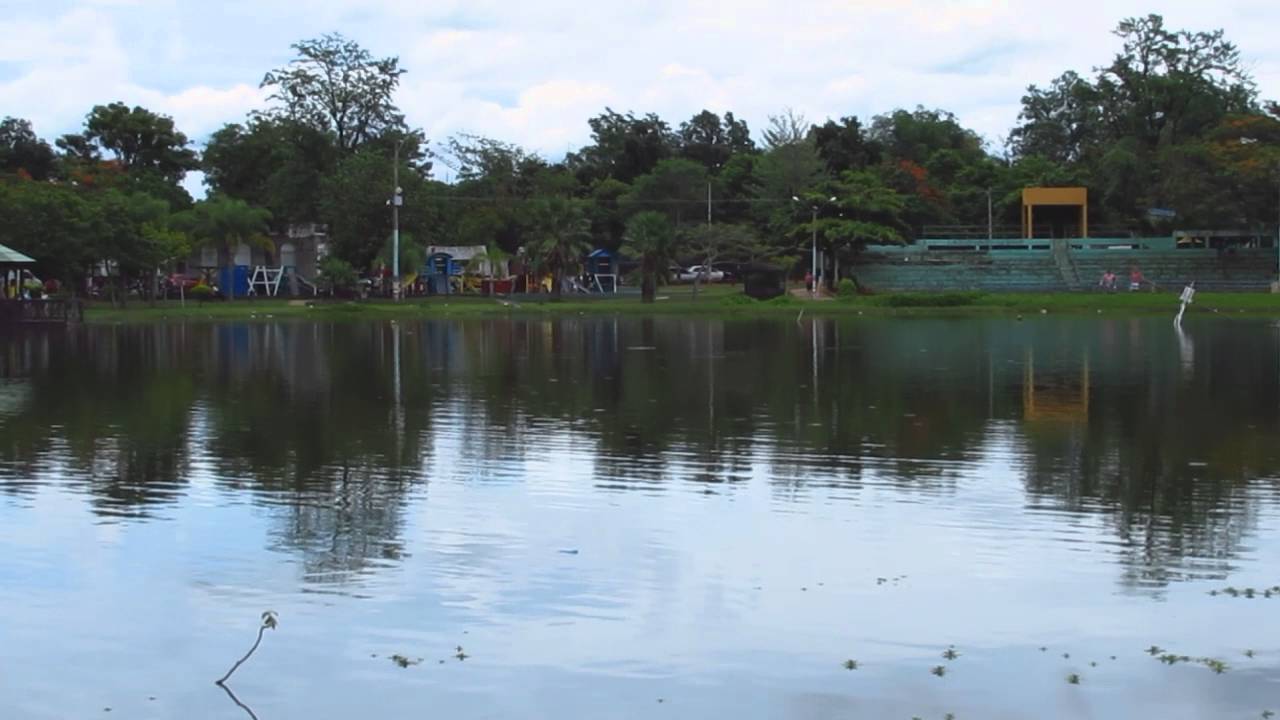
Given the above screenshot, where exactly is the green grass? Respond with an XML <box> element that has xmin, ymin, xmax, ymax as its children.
<box><xmin>82</xmin><ymin>285</ymin><xmax>1280</xmax><ymax>323</ymax></box>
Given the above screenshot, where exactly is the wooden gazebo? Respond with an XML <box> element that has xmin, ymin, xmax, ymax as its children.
<box><xmin>1</xmin><ymin>243</ymin><xmax>78</xmax><ymax>324</ymax></box>
<box><xmin>1</xmin><ymin>242</ymin><xmax>35</xmax><ymax>301</ymax></box>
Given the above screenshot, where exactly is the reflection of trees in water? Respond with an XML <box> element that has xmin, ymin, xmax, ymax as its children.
<box><xmin>1</xmin><ymin>317</ymin><xmax>1277</xmax><ymax>592</ymax></box>
<box><xmin>1014</xmin><ymin>320</ymin><xmax>1280</xmax><ymax>591</ymax></box>
<box><xmin>263</xmin><ymin>463</ymin><xmax>411</xmax><ymax>586</ymax></box>
<box><xmin>0</xmin><ymin>326</ymin><xmax>195</xmax><ymax>516</ymax></box>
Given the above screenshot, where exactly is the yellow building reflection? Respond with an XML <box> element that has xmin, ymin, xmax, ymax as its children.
<box><xmin>1022</xmin><ymin>349</ymin><xmax>1090</xmax><ymax>424</ymax></box>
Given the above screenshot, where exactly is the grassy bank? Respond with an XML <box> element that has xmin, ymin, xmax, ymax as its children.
<box><xmin>82</xmin><ymin>286</ymin><xmax>1280</xmax><ymax>323</ymax></box>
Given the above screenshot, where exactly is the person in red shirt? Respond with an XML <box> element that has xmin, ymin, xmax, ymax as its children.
<box><xmin>1129</xmin><ymin>267</ymin><xmax>1145</xmax><ymax>292</ymax></box>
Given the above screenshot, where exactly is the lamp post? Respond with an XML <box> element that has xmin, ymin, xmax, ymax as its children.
<box><xmin>792</xmin><ymin>195</ymin><xmax>836</xmax><ymax>296</ymax></box>
<box><xmin>986</xmin><ymin>187</ymin><xmax>994</xmax><ymax>248</ymax></box>
<box><xmin>391</xmin><ymin>139</ymin><xmax>405</xmax><ymax>302</ymax></box>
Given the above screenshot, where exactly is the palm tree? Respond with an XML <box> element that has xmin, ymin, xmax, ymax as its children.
<box><xmin>527</xmin><ymin>197</ymin><xmax>590</xmax><ymax>300</ymax></box>
<box><xmin>622</xmin><ymin>211</ymin><xmax>678</xmax><ymax>303</ymax></box>
<box><xmin>464</xmin><ymin>242</ymin><xmax>512</xmax><ymax>280</ymax></box>
<box><xmin>376</xmin><ymin>232</ymin><xmax>427</xmax><ymax>296</ymax></box>
<box><xmin>175</xmin><ymin>196</ymin><xmax>272</xmax><ymax>301</ymax></box>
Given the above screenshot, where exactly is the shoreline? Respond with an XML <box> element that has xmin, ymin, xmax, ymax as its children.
<box><xmin>76</xmin><ymin>287</ymin><xmax>1280</xmax><ymax>323</ymax></box>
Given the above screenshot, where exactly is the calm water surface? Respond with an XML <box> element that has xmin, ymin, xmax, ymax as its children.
<box><xmin>2</xmin><ymin>316</ymin><xmax>1280</xmax><ymax>719</ymax></box>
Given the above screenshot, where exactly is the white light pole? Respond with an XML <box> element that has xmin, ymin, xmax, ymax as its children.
<box><xmin>986</xmin><ymin>187</ymin><xmax>994</xmax><ymax>248</ymax></box>
<box><xmin>391</xmin><ymin>139</ymin><xmax>405</xmax><ymax>302</ymax></box>
<box><xmin>793</xmin><ymin>195</ymin><xmax>835</xmax><ymax>296</ymax></box>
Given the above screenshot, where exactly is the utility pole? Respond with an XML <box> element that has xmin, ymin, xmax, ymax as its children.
<box><xmin>391</xmin><ymin>139</ymin><xmax>405</xmax><ymax>302</ymax></box>
<box><xmin>811</xmin><ymin>206</ymin><xmax>818</xmax><ymax>298</ymax></box>
<box><xmin>707</xmin><ymin>180</ymin><xmax>712</xmax><ymax>227</ymax></box>
<box><xmin>986</xmin><ymin>187</ymin><xmax>994</xmax><ymax>249</ymax></box>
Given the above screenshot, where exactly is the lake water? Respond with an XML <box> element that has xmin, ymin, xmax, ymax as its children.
<box><xmin>2</xmin><ymin>316</ymin><xmax>1280</xmax><ymax>720</ymax></box>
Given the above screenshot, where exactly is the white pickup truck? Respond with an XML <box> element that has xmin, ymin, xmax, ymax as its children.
<box><xmin>674</xmin><ymin>265</ymin><xmax>725</xmax><ymax>283</ymax></box>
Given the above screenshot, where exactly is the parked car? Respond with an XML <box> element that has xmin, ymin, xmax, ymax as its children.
<box><xmin>675</xmin><ymin>265</ymin><xmax>726</xmax><ymax>283</ymax></box>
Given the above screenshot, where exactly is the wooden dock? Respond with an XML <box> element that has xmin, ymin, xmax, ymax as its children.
<box><xmin>0</xmin><ymin>300</ymin><xmax>82</xmax><ymax>325</ymax></box>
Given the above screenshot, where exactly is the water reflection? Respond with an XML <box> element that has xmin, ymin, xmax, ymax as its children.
<box><xmin>3</xmin><ymin>317</ymin><xmax>1280</xmax><ymax>719</ymax></box>
<box><xmin>2</xmin><ymin>317</ymin><xmax>1279</xmax><ymax>594</ymax></box>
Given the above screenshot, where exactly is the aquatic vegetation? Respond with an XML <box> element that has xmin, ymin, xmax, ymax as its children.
<box><xmin>1066</xmin><ymin>673</ymin><xmax>1081</xmax><ymax>685</ymax></box>
<box><xmin>1146</xmin><ymin>646</ymin><xmax>1164</xmax><ymax>656</ymax></box>
<box><xmin>843</xmin><ymin>659</ymin><xmax>859</xmax><ymax>670</ymax></box>
<box><xmin>1245</xmin><ymin>649</ymin><xmax>1256</xmax><ymax>658</ymax></box>
<box><xmin>931</xmin><ymin>665</ymin><xmax>947</xmax><ymax>677</ymax></box>
<box><xmin>216</xmin><ymin>611</ymin><xmax>278</xmax><ymax>686</ymax></box>
<box><xmin>1261</xmin><ymin>710</ymin><xmax>1273</xmax><ymax>719</ymax></box>
<box><xmin>942</xmin><ymin>647</ymin><xmax>960</xmax><ymax>661</ymax></box>
<box><xmin>455</xmin><ymin>646</ymin><xmax>469</xmax><ymax>661</ymax></box>
<box><xmin>1202</xmin><ymin>658</ymin><xmax>1228</xmax><ymax>674</ymax></box>
<box><xmin>390</xmin><ymin>654</ymin><xmax>421</xmax><ymax>668</ymax></box>
<box><xmin>1149</xmin><ymin>649</ymin><xmax>1229</xmax><ymax>674</ymax></box>
<box><xmin>1211</xmin><ymin>585</ymin><xmax>1279</xmax><ymax>599</ymax></box>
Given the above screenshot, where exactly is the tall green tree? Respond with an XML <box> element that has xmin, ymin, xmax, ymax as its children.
<box><xmin>0</xmin><ymin>117</ymin><xmax>56</xmax><ymax>180</ymax></box>
<box><xmin>677</xmin><ymin>109</ymin><xmax>755</xmax><ymax>171</ymax></box>
<box><xmin>622</xmin><ymin>211</ymin><xmax>679</xmax><ymax>303</ymax></box>
<box><xmin>809</xmin><ymin>116</ymin><xmax>881</xmax><ymax>175</ymax></box>
<box><xmin>202</xmin><ymin>117</ymin><xmax>340</xmax><ymax>226</ymax></box>
<box><xmin>261</xmin><ymin>33</ymin><xmax>408</xmax><ymax>154</ymax></box>
<box><xmin>527</xmin><ymin>196</ymin><xmax>591</xmax><ymax>300</ymax></box>
<box><xmin>622</xmin><ymin>158</ymin><xmax>707</xmax><ymax>227</ymax></box>
<box><xmin>318</xmin><ymin>146</ymin><xmax>433</xmax><ymax>270</ymax></box>
<box><xmin>567</xmin><ymin>109</ymin><xmax>675</xmax><ymax>184</ymax></box>
<box><xmin>174</xmin><ymin>197</ymin><xmax>272</xmax><ymax>300</ymax></box>
<box><xmin>0</xmin><ymin>180</ymin><xmax>94</xmax><ymax>288</ymax></box>
<box><xmin>60</xmin><ymin>103</ymin><xmax>198</xmax><ymax>182</ymax></box>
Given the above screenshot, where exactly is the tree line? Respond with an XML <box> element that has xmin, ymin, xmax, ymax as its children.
<box><xmin>1</xmin><ymin>14</ymin><xmax>1277</xmax><ymax>301</ymax></box>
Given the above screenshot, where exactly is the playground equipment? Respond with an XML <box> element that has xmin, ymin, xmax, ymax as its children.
<box><xmin>246</xmin><ymin>265</ymin><xmax>317</xmax><ymax>297</ymax></box>
<box><xmin>585</xmin><ymin>249</ymin><xmax>618</xmax><ymax>293</ymax></box>
<box><xmin>247</xmin><ymin>266</ymin><xmax>286</xmax><ymax>297</ymax></box>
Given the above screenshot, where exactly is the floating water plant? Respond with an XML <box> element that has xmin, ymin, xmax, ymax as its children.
<box><xmin>390</xmin><ymin>655</ymin><xmax>421</xmax><ymax>668</ymax></box>
<box><xmin>1146</xmin><ymin>646</ymin><xmax>1164</xmax><ymax>656</ymax></box>
<box><xmin>843</xmin><ymin>659</ymin><xmax>859</xmax><ymax>670</ymax></box>
<box><xmin>942</xmin><ymin>647</ymin><xmax>960</xmax><ymax>661</ymax></box>
<box><xmin>455</xmin><ymin>646</ymin><xmax>469</xmax><ymax>661</ymax></box>
<box><xmin>1245</xmin><ymin>650</ymin><xmax>1256</xmax><ymax>659</ymax></box>
<box><xmin>931</xmin><ymin>665</ymin><xmax>947</xmax><ymax>677</ymax></box>
<box><xmin>1202</xmin><ymin>658</ymin><xmax>1228</xmax><ymax>674</ymax></box>
<box><xmin>216</xmin><ymin>611</ymin><xmax>278</xmax><ymax>686</ymax></box>
<box><xmin>1066</xmin><ymin>673</ymin><xmax>1081</xmax><ymax>685</ymax></box>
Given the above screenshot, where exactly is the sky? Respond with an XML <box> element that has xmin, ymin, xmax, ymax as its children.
<box><xmin>2</xmin><ymin>0</ymin><xmax>1279</xmax><ymax>186</ymax></box>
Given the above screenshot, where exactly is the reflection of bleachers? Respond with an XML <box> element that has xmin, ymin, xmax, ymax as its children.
<box><xmin>855</xmin><ymin>243</ymin><xmax>1275</xmax><ymax>293</ymax></box>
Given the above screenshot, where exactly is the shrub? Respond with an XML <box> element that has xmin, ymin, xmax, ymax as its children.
<box><xmin>837</xmin><ymin>278</ymin><xmax>857</xmax><ymax>299</ymax></box>
<box><xmin>719</xmin><ymin>293</ymin><xmax>759</xmax><ymax>306</ymax></box>
<box><xmin>189</xmin><ymin>283</ymin><xmax>214</xmax><ymax>302</ymax></box>
<box><xmin>318</xmin><ymin>256</ymin><xmax>358</xmax><ymax>297</ymax></box>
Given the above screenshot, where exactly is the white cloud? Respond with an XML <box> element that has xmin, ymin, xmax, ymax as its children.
<box><xmin>3</xmin><ymin>0</ymin><xmax>1278</xmax><ymax>164</ymax></box>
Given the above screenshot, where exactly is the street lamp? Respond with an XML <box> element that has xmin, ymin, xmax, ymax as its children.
<box><xmin>793</xmin><ymin>195</ymin><xmax>837</xmax><ymax>296</ymax></box>
<box><xmin>391</xmin><ymin>139</ymin><xmax>406</xmax><ymax>302</ymax></box>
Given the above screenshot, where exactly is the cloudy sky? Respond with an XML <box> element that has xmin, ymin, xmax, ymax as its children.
<box><xmin>4</xmin><ymin>0</ymin><xmax>1278</xmax><ymax>178</ymax></box>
